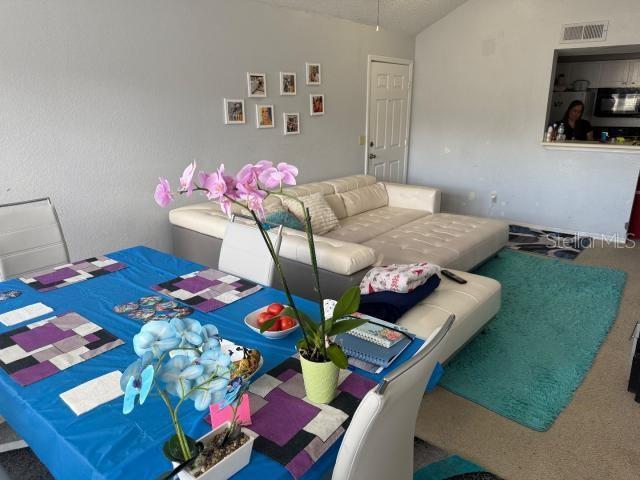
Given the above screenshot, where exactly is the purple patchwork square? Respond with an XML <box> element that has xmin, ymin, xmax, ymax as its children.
<box><xmin>174</xmin><ymin>276</ymin><xmax>216</xmax><ymax>294</ymax></box>
<box><xmin>34</xmin><ymin>267</ymin><xmax>78</xmax><ymax>285</ymax></box>
<box><xmin>287</xmin><ymin>450</ymin><xmax>314</xmax><ymax>479</ymax></box>
<box><xmin>84</xmin><ymin>333</ymin><xmax>99</xmax><ymax>342</ymax></box>
<box><xmin>11</xmin><ymin>323</ymin><xmax>75</xmax><ymax>352</ymax></box>
<box><xmin>250</xmin><ymin>388</ymin><xmax>320</xmax><ymax>446</ymax></box>
<box><xmin>338</xmin><ymin>373</ymin><xmax>376</xmax><ymax>400</ymax></box>
<box><xmin>278</xmin><ymin>369</ymin><xmax>298</xmax><ymax>382</ymax></box>
<box><xmin>11</xmin><ymin>361</ymin><xmax>59</xmax><ymax>386</ymax></box>
<box><xmin>196</xmin><ymin>299</ymin><xmax>226</xmax><ymax>312</ymax></box>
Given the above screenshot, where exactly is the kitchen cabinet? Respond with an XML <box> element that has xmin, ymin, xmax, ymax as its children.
<box><xmin>599</xmin><ymin>60</ymin><xmax>632</xmax><ymax>87</ymax></box>
<box><xmin>629</xmin><ymin>60</ymin><xmax>640</xmax><ymax>87</ymax></box>
<box><xmin>567</xmin><ymin>62</ymin><xmax>601</xmax><ymax>88</ymax></box>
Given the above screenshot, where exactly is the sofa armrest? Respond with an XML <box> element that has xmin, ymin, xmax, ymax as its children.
<box><xmin>383</xmin><ymin>182</ymin><xmax>441</xmax><ymax>213</ymax></box>
<box><xmin>279</xmin><ymin>230</ymin><xmax>379</xmax><ymax>276</ymax></box>
<box><xmin>170</xmin><ymin>202</ymin><xmax>379</xmax><ymax>276</ymax></box>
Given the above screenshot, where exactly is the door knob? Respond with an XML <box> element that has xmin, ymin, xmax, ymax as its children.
<box><xmin>368</xmin><ymin>153</ymin><xmax>377</xmax><ymax>159</ymax></box>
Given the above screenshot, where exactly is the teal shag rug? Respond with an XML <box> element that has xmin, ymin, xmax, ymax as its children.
<box><xmin>440</xmin><ymin>249</ymin><xmax>626</xmax><ymax>431</ymax></box>
<box><xmin>414</xmin><ymin>455</ymin><xmax>500</xmax><ymax>480</ymax></box>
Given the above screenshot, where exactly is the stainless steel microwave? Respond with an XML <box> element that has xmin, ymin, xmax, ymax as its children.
<box><xmin>594</xmin><ymin>88</ymin><xmax>640</xmax><ymax>117</ymax></box>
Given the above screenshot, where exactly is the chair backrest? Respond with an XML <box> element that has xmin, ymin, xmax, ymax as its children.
<box><xmin>332</xmin><ymin>315</ymin><xmax>455</xmax><ymax>480</ymax></box>
<box><xmin>0</xmin><ymin>198</ymin><xmax>69</xmax><ymax>280</ymax></box>
<box><xmin>218</xmin><ymin>217</ymin><xmax>283</xmax><ymax>286</ymax></box>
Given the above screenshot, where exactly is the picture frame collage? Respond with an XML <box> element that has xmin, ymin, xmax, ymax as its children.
<box><xmin>223</xmin><ymin>62</ymin><xmax>323</xmax><ymax>135</ymax></box>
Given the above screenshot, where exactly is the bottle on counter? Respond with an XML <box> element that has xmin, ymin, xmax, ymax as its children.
<box><xmin>546</xmin><ymin>125</ymin><xmax>554</xmax><ymax>142</ymax></box>
<box><xmin>557</xmin><ymin>123</ymin><xmax>565</xmax><ymax>141</ymax></box>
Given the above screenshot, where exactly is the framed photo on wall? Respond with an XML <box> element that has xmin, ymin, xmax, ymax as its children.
<box><xmin>283</xmin><ymin>112</ymin><xmax>300</xmax><ymax>135</ymax></box>
<box><xmin>247</xmin><ymin>73</ymin><xmax>267</xmax><ymax>97</ymax></box>
<box><xmin>280</xmin><ymin>72</ymin><xmax>296</xmax><ymax>95</ymax></box>
<box><xmin>256</xmin><ymin>104</ymin><xmax>274</xmax><ymax>128</ymax></box>
<box><xmin>310</xmin><ymin>94</ymin><xmax>324</xmax><ymax>116</ymax></box>
<box><xmin>306</xmin><ymin>63</ymin><xmax>321</xmax><ymax>85</ymax></box>
<box><xmin>223</xmin><ymin>98</ymin><xmax>245</xmax><ymax>125</ymax></box>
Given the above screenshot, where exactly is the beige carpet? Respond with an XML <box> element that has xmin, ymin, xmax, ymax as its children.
<box><xmin>415</xmin><ymin>244</ymin><xmax>640</xmax><ymax>480</ymax></box>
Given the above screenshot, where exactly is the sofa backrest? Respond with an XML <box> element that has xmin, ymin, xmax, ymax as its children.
<box><xmin>284</xmin><ymin>174</ymin><xmax>389</xmax><ymax>220</ymax></box>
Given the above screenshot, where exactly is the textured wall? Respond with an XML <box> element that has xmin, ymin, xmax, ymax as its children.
<box><xmin>0</xmin><ymin>0</ymin><xmax>413</xmax><ymax>258</ymax></box>
<box><xmin>409</xmin><ymin>0</ymin><xmax>640</xmax><ymax>238</ymax></box>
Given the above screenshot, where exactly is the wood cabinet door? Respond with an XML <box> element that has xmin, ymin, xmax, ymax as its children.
<box><xmin>599</xmin><ymin>60</ymin><xmax>631</xmax><ymax>87</ymax></box>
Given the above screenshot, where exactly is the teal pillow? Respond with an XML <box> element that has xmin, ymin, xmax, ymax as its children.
<box><xmin>264</xmin><ymin>210</ymin><xmax>304</xmax><ymax>231</ymax></box>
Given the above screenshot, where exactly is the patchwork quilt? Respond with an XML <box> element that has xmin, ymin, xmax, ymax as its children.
<box><xmin>0</xmin><ymin>313</ymin><xmax>124</xmax><ymax>386</ymax></box>
<box><xmin>151</xmin><ymin>269</ymin><xmax>262</xmax><ymax>313</ymax></box>
<box><xmin>245</xmin><ymin>356</ymin><xmax>377</xmax><ymax>479</ymax></box>
<box><xmin>20</xmin><ymin>256</ymin><xmax>127</xmax><ymax>292</ymax></box>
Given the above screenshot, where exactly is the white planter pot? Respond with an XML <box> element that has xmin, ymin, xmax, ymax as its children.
<box><xmin>172</xmin><ymin>423</ymin><xmax>255</xmax><ymax>480</ymax></box>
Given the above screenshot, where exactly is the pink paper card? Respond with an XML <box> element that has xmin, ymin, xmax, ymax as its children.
<box><xmin>209</xmin><ymin>393</ymin><xmax>251</xmax><ymax>428</ymax></box>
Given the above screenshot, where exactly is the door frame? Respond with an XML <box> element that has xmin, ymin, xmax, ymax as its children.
<box><xmin>364</xmin><ymin>54</ymin><xmax>414</xmax><ymax>183</ymax></box>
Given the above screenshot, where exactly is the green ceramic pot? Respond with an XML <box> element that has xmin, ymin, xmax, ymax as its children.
<box><xmin>299</xmin><ymin>354</ymin><xmax>339</xmax><ymax>404</ymax></box>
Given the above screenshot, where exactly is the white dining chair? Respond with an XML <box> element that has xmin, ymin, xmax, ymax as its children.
<box><xmin>331</xmin><ymin>315</ymin><xmax>455</xmax><ymax>480</ymax></box>
<box><xmin>0</xmin><ymin>198</ymin><xmax>69</xmax><ymax>281</ymax></box>
<box><xmin>218</xmin><ymin>215</ymin><xmax>283</xmax><ymax>286</ymax></box>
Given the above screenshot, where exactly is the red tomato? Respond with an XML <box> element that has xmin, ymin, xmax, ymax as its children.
<box><xmin>267</xmin><ymin>303</ymin><xmax>285</xmax><ymax>315</ymax></box>
<box><xmin>257</xmin><ymin>311</ymin><xmax>279</xmax><ymax>331</ymax></box>
<box><xmin>278</xmin><ymin>315</ymin><xmax>297</xmax><ymax>331</ymax></box>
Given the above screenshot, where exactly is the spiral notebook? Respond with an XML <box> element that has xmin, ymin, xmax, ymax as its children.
<box><xmin>335</xmin><ymin>329</ymin><xmax>414</xmax><ymax>368</ymax></box>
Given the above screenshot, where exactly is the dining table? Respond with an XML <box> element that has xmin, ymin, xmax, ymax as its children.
<box><xmin>0</xmin><ymin>246</ymin><xmax>423</xmax><ymax>480</ymax></box>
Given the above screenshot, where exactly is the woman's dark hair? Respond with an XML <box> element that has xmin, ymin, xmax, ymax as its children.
<box><xmin>562</xmin><ymin>100</ymin><xmax>585</xmax><ymax>123</ymax></box>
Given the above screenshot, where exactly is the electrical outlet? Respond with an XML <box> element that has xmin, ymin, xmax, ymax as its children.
<box><xmin>490</xmin><ymin>191</ymin><xmax>498</xmax><ymax>203</ymax></box>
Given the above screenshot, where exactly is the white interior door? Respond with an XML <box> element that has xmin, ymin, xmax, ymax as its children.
<box><xmin>367</xmin><ymin>60</ymin><xmax>412</xmax><ymax>183</ymax></box>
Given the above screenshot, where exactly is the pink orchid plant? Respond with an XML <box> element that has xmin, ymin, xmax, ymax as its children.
<box><xmin>155</xmin><ymin>161</ymin><xmax>364</xmax><ymax>367</ymax></box>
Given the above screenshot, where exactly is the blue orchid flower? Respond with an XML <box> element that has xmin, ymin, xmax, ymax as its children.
<box><xmin>121</xmin><ymin>352</ymin><xmax>155</xmax><ymax>414</ymax></box>
<box><xmin>170</xmin><ymin>317</ymin><xmax>203</xmax><ymax>348</ymax></box>
<box><xmin>218</xmin><ymin>376</ymin><xmax>248</xmax><ymax>411</ymax></box>
<box><xmin>190</xmin><ymin>375</ymin><xmax>230</xmax><ymax>411</ymax></box>
<box><xmin>201</xmin><ymin>324</ymin><xmax>221</xmax><ymax>352</ymax></box>
<box><xmin>197</xmin><ymin>347</ymin><xmax>231</xmax><ymax>375</ymax></box>
<box><xmin>159</xmin><ymin>354</ymin><xmax>204</xmax><ymax>398</ymax></box>
<box><xmin>133</xmin><ymin>321</ymin><xmax>180</xmax><ymax>358</ymax></box>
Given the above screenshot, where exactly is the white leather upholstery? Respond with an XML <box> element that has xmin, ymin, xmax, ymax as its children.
<box><xmin>169</xmin><ymin>203</ymin><xmax>378</xmax><ymax>276</ymax></box>
<box><xmin>323</xmin><ymin>174</ymin><xmax>376</xmax><ymax>193</ymax></box>
<box><xmin>325</xmin><ymin>207</ymin><xmax>427</xmax><ymax>244</ymax></box>
<box><xmin>384</xmin><ymin>182</ymin><xmax>441</xmax><ymax>213</ymax></box>
<box><xmin>363</xmin><ymin>213</ymin><xmax>508</xmax><ymax>271</ymax></box>
<box><xmin>0</xmin><ymin>198</ymin><xmax>69</xmax><ymax>280</ymax></box>
<box><xmin>333</xmin><ymin>316</ymin><xmax>454</xmax><ymax>480</ymax></box>
<box><xmin>397</xmin><ymin>269</ymin><xmax>501</xmax><ymax>362</ymax></box>
<box><xmin>218</xmin><ymin>220</ymin><xmax>281</xmax><ymax>286</ymax></box>
<box><xmin>338</xmin><ymin>183</ymin><xmax>388</xmax><ymax>217</ymax></box>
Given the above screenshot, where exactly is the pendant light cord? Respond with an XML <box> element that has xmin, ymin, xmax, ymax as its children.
<box><xmin>376</xmin><ymin>0</ymin><xmax>380</xmax><ymax>31</ymax></box>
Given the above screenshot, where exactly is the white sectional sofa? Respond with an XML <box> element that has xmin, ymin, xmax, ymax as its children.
<box><xmin>169</xmin><ymin>174</ymin><xmax>508</xmax><ymax>362</ymax></box>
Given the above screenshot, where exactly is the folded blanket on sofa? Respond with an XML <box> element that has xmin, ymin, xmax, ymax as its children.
<box><xmin>358</xmin><ymin>274</ymin><xmax>441</xmax><ymax>323</ymax></box>
<box><xmin>359</xmin><ymin>262</ymin><xmax>441</xmax><ymax>294</ymax></box>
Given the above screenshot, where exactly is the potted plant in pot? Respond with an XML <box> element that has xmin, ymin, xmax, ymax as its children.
<box><xmin>120</xmin><ymin>318</ymin><xmax>260</xmax><ymax>479</ymax></box>
<box><xmin>155</xmin><ymin>161</ymin><xmax>366</xmax><ymax>403</ymax></box>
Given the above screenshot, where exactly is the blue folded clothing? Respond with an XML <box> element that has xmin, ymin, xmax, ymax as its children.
<box><xmin>358</xmin><ymin>274</ymin><xmax>441</xmax><ymax>323</ymax></box>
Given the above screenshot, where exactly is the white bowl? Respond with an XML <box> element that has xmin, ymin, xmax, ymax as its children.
<box><xmin>244</xmin><ymin>306</ymin><xmax>300</xmax><ymax>339</ymax></box>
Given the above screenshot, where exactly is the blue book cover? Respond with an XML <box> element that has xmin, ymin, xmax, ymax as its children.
<box><xmin>335</xmin><ymin>330</ymin><xmax>414</xmax><ymax>368</ymax></box>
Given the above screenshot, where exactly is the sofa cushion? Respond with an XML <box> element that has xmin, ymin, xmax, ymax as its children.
<box><xmin>323</xmin><ymin>174</ymin><xmax>377</xmax><ymax>193</ymax></box>
<box><xmin>396</xmin><ymin>270</ymin><xmax>501</xmax><ymax>362</ymax></box>
<box><xmin>282</xmin><ymin>192</ymin><xmax>340</xmax><ymax>235</ymax></box>
<box><xmin>339</xmin><ymin>183</ymin><xmax>389</xmax><ymax>217</ymax></box>
<box><xmin>230</xmin><ymin>194</ymin><xmax>283</xmax><ymax>217</ymax></box>
<box><xmin>265</xmin><ymin>210</ymin><xmax>304</xmax><ymax>231</ymax></box>
<box><xmin>324</xmin><ymin>207</ymin><xmax>428</xmax><ymax>244</ymax></box>
<box><xmin>362</xmin><ymin>213</ymin><xmax>509</xmax><ymax>271</ymax></box>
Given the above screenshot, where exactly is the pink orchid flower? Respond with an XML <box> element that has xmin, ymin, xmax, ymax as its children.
<box><xmin>179</xmin><ymin>161</ymin><xmax>197</xmax><ymax>197</ymax></box>
<box><xmin>236</xmin><ymin>182</ymin><xmax>267</xmax><ymax>219</ymax></box>
<box><xmin>198</xmin><ymin>165</ymin><xmax>228</xmax><ymax>201</ymax></box>
<box><xmin>154</xmin><ymin>178</ymin><xmax>173</xmax><ymax>208</ymax></box>
<box><xmin>258</xmin><ymin>162</ymin><xmax>299</xmax><ymax>189</ymax></box>
<box><xmin>236</xmin><ymin>160</ymin><xmax>273</xmax><ymax>187</ymax></box>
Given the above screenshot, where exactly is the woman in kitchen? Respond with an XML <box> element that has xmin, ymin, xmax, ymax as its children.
<box><xmin>558</xmin><ymin>100</ymin><xmax>594</xmax><ymax>141</ymax></box>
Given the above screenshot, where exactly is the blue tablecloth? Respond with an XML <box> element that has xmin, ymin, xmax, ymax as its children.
<box><xmin>0</xmin><ymin>246</ymin><xmax>423</xmax><ymax>480</ymax></box>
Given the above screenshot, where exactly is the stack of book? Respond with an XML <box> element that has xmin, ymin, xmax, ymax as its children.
<box><xmin>335</xmin><ymin>313</ymin><xmax>415</xmax><ymax>373</ymax></box>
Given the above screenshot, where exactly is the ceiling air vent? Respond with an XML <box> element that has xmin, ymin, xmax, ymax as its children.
<box><xmin>560</xmin><ymin>21</ymin><xmax>608</xmax><ymax>43</ymax></box>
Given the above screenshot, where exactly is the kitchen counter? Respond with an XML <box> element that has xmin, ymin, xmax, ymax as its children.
<box><xmin>541</xmin><ymin>140</ymin><xmax>640</xmax><ymax>154</ymax></box>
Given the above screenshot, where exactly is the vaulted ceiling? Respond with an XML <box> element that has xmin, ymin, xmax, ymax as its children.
<box><xmin>252</xmin><ymin>0</ymin><xmax>468</xmax><ymax>36</ymax></box>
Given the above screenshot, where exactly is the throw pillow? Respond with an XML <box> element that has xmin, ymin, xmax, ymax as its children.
<box><xmin>264</xmin><ymin>210</ymin><xmax>304</xmax><ymax>231</ymax></box>
<box><xmin>282</xmin><ymin>192</ymin><xmax>340</xmax><ymax>235</ymax></box>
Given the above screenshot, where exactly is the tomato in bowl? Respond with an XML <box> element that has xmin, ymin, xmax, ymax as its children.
<box><xmin>244</xmin><ymin>303</ymin><xmax>300</xmax><ymax>339</ymax></box>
